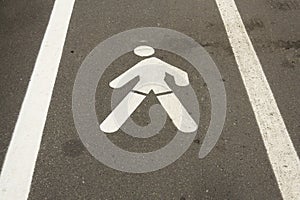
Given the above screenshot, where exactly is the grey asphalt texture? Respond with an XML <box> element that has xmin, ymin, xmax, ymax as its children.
<box><xmin>0</xmin><ymin>0</ymin><xmax>299</xmax><ymax>199</ymax></box>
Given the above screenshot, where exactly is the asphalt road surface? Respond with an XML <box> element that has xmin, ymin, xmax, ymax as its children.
<box><xmin>0</xmin><ymin>0</ymin><xmax>299</xmax><ymax>199</ymax></box>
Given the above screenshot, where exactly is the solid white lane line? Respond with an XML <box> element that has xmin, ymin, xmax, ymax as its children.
<box><xmin>215</xmin><ymin>0</ymin><xmax>300</xmax><ymax>199</ymax></box>
<box><xmin>0</xmin><ymin>0</ymin><xmax>75</xmax><ymax>199</ymax></box>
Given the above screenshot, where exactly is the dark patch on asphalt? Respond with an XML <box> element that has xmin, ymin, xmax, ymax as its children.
<box><xmin>275</xmin><ymin>40</ymin><xmax>300</xmax><ymax>50</ymax></box>
<box><xmin>198</xmin><ymin>41</ymin><xmax>233</xmax><ymax>56</ymax></box>
<box><xmin>62</xmin><ymin>139</ymin><xmax>85</xmax><ymax>158</ymax></box>
<box><xmin>246</xmin><ymin>18</ymin><xmax>265</xmax><ymax>31</ymax></box>
<box><xmin>251</xmin><ymin>40</ymin><xmax>300</xmax><ymax>51</ymax></box>
<box><xmin>206</xmin><ymin>22</ymin><xmax>215</xmax><ymax>28</ymax></box>
<box><xmin>268</xmin><ymin>0</ymin><xmax>300</xmax><ymax>10</ymax></box>
<box><xmin>193</xmin><ymin>139</ymin><xmax>200</xmax><ymax>144</ymax></box>
<box><xmin>200</xmin><ymin>41</ymin><xmax>219</xmax><ymax>47</ymax></box>
<box><xmin>281</xmin><ymin>49</ymin><xmax>300</xmax><ymax>69</ymax></box>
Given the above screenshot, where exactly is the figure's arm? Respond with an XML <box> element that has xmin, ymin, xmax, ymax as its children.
<box><xmin>109</xmin><ymin>64</ymin><xmax>140</xmax><ymax>88</ymax></box>
<box><xmin>163</xmin><ymin>62</ymin><xmax>189</xmax><ymax>86</ymax></box>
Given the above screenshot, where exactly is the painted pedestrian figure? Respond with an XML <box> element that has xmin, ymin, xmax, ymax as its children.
<box><xmin>100</xmin><ymin>45</ymin><xmax>197</xmax><ymax>133</ymax></box>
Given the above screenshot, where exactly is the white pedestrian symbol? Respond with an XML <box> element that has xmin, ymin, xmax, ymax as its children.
<box><xmin>100</xmin><ymin>45</ymin><xmax>198</xmax><ymax>133</ymax></box>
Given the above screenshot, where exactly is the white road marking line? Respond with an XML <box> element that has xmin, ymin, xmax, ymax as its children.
<box><xmin>0</xmin><ymin>0</ymin><xmax>75</xmax><ymax>199</ymax></box>
<box><xmin>215</xmin><ymin>0</ymin><xmax>300</xmax><ymax>199</ymax></box>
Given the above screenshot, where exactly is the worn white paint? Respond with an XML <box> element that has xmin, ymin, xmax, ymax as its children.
<box><xmin>215</xmin><ymin>0</ymin><xmax>300</xmax><ymax>199</ymax></box>
<box><xmin>0</xmin><ymin>0</ymin><xmax>75</xmax><ymax>199</ymax></box>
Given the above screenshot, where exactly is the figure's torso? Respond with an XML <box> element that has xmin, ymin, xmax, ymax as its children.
<box><xmin>132</xmin><ymin>57</ymin><xmax>172</xmax><ymax>94</ymax></box>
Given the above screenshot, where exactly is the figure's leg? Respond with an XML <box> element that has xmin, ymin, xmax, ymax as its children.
<box><xmin>157</xmin><ymin>93</ymin><xmax>198</xmax><ymax>133</ymax></box>
<box><xmin>100</xmin><ymin>92</ymin><xmax>146</xmax><ymax>133</ymax></box>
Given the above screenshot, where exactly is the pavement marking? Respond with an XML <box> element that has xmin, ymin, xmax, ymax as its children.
<box><xmin>215</xmin><ymin>0</ymin><xmax>300</xmax><ymax>199</ymax></box>
<box><xmin>100</xmin><ymin>45</ymin><xmax>197</xmax><ymax>133</ymax></box>
<box><xmin>0</xmin><ymin>0</ymin><xmax>75</xmax><ymax>199</ymax></box>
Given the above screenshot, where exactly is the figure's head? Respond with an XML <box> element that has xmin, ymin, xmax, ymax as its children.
<box><xmin>134</xmin><ymin>45</ymin><xmax>155</xmax><ymax>57</ymax></box>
